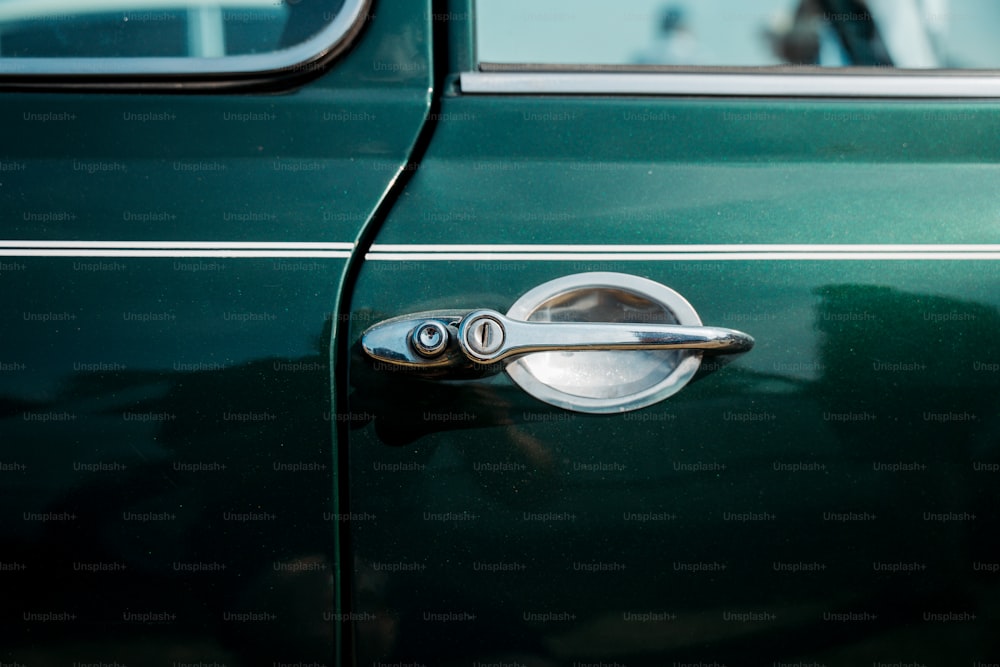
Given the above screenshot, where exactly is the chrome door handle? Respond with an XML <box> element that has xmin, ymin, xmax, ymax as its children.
<box><xmin>360</xmin><ymin>272</ymin><xmax>754</xmax><ymax>413</ymax></box>
<box><xmin>457</xmin><ymin>309</ymin><xmax>753</xmax><ymax>363</ymax></box>
<box><xmin>361</xmin><ymin>308</ymin><xmax>753</xmax><ymax>370</ymax></box>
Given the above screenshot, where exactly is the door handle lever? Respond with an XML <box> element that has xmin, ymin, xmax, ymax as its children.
<box><xmin>457</xmin><ymin>309</ymin><xmax>753</xmax><ymax>363</ymax></box>
<box><xmin>361</xmin><ymin>308</ymin><xmax>753</xmax><ymax>371</ymax></box>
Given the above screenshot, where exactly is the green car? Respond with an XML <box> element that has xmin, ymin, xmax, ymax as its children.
<box><xmin>2</xmin><ymin>0</ymin><xmax>999</xmax><ymax>664</ymax></box>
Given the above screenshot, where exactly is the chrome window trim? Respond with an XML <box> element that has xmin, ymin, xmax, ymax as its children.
<box><xmin>460</xmin><ymin>71</ymin><xmax>1000</xmax><ymax>98</ymax></box>
<box><xmin>0</xmin><ymin>0</ymin><xmax>369</xmax><ymax>76</ymax></box>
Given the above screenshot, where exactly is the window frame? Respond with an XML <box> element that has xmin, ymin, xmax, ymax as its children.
<box><xmin>468</xmin><ymin>0</ymin><xmax>1000</xmax><ymax>98</ymax></box>
<box><xmin>0</xmin><ymin>0</ymin><xmax>370</xmax><ymax>85</ymax></box>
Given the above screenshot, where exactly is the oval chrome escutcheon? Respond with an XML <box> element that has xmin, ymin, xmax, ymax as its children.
<box><xmin>505</xmin><ymin>273</ymin><xmax>716</xmax><ymax>413</ymax></box>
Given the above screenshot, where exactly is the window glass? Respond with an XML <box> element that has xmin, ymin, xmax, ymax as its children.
<box><xmin>0</xmin><ymin>0</ymin><xmax>350</xmax><ymax>61</ymax></box>
<box><xmin>476</xmin><ymin>0</ymin><xmax>1000</xmax><ymax>69</ymax></box>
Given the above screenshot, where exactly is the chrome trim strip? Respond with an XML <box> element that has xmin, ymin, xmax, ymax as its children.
<box><xmin>371</xmin><ymin>243</ymin><xmax>1000</xmax><ymax>253</ymax></box>
<box><xmin>367</xmin><ymin>252</ymin><xmax>1000</xmax><ymax>261</ymax></box>
<box><xmin>0</xmin><ymin>0</ymin><xmax>369</xmax><ymax>76</ymax></box>
<box><xmin>8</xmin><ymin>241</ymin><xmax>1000</xmax><ymax>260</ymax></box>
<box><xmin>0</xmin><ymin>240</ymin><xmax>353</xmax><ymax>257</ymax></box>
<box><xmin>0</xmin><ymin>241</ymin><xmax>354</xmax><ymax>250</ymax></box>
<box><xmin>460</xmin><ymin>71</ymin><xmax>1000</xmax><ymax>98</ymax></box>
<box><xmin>0</xmin><ymin>250</ymin><xmax>351</xmax><ymax>258</ymax></box>
<box><xmin>367</xmin><ymin>244</ymin><xmax>1000</xmax><ymax>261</ymax></box>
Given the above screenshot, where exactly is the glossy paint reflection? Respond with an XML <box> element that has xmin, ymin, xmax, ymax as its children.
<box><xmin>348</xmin><ymin>274</ymin><xmax>1000</xmax><ymax>665</ymax></box>
<box><xmin>0</xmin><ymin>260</ymin><xmax>340</xmax><ymax>665</ymax></box>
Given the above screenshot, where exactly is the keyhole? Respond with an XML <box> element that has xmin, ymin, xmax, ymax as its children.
<box><xmin>411</xmin><ymin>321</ymin><xmax>449</xmax><ymax>358</ymax></box>
<box><xmin>475</xmin><ymin>321</ymin><xmax>492</xmax><ymax>349</ymax></box>
<box><xmin>464</xmin><ymin>315</ymin><xmax>504</xmax><ymax>357</ymax></box>
<box><xmin>420</xmin><ymin>327</ymin><xmax>441</xmax><ymax>347</ymax></box>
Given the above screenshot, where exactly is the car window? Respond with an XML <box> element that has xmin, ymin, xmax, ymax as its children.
<box><xmin>476</xmin><ymin>0</ymin><xmax>1000</xmax><ymax>69</ymax></box>
<box><xmin>0</xmin><ymin>0</ymin><xmax>367</xmax><ymax>74</ymax></box>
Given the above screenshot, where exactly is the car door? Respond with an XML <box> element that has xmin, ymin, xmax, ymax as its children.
<box><xmin>0</xmin><ymin>1</ymin><xmax>434</xmax><ymax>665</ymax></box>
<box><xmin>343</xmin><ymin>1</ymin><xmax>1000</xmax><ymax>665</ymax></box>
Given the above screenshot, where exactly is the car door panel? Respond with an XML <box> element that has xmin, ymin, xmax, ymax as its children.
<box><xmin>0</xmin><ymin>1</ymin><xmax>433</xmax><ymax>664</ymax></box>
<box><xmin>345</xmin><ymin>94</ymin><xmax>1000</xmax><ymax>665</ymax></box>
